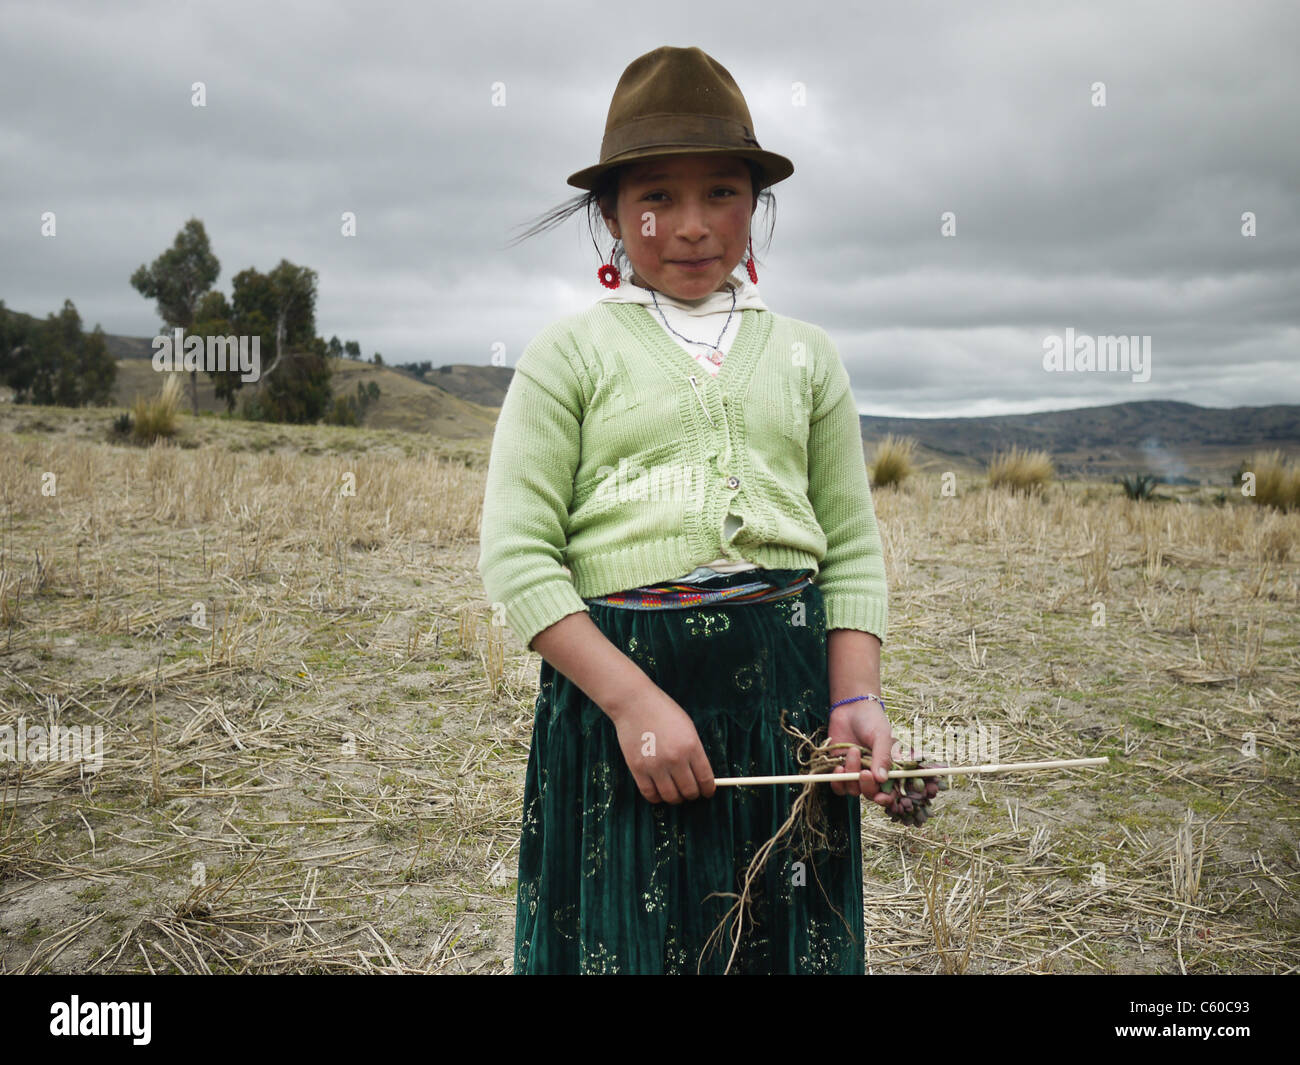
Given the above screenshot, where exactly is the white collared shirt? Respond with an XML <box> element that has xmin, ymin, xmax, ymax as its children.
<box><xmin>596</xmin><ymin>266</ymin><xmax>767</xmax><ymax>377</ymax></box>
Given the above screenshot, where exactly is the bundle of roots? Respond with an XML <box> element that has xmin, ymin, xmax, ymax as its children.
<box><xmin>698</xmin><ymin>712</ymin><xmax>948</xmax><ymax>974</ymax></box>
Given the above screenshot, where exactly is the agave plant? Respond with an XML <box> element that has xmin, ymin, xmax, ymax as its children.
<box><xmin>1118</xmin><ymin>472</ymin><xmax>1160</xmax><ymax>501</ymax></box>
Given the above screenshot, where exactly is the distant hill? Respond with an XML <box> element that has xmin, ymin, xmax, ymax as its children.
<box><xmin>101</xmin><ymin>330</ymin><xmax>156</xmax><ymax>361</ymax></box>
<box><xmin>406</xmin><ymin>364</ymin><xmax>514</xmax><ymax>408</ymax></box>
<box><xmin>859</xmin><ymin>400</ymin><xmax>1300</xmax><ymax>483</ymax></box>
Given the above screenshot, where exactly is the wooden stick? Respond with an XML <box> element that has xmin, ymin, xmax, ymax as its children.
<box><xmin>714</xmin><ymin>756</ymin><xmax>1109</xmax><ymax>787</ymax></box>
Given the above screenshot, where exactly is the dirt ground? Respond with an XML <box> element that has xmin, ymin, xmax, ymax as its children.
<box><xmin>1</xmin><ymin>404</ymin><xmax>1297</xmax><ymax>973</ymax></box>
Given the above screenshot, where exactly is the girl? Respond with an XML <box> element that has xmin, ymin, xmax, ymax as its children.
<box><xmin>479</xmin><ymin>45</ymin><xmax>895</xmax><ymax>974</ymax></box>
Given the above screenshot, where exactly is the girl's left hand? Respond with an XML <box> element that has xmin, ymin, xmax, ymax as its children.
<box><xmin>827</xmin><ymin>700</ymin><xmax>894</xmax><ymax>804</ymax></box>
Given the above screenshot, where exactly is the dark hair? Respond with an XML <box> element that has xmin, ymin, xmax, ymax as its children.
<box><xmin>505</xmin><ymin>158</ymin><xmax>777</xmax><ymax>280</ymax></box>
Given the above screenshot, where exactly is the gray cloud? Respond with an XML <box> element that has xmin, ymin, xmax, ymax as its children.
<box><xmin>2</xmin><ymin>0</ymin><xmax>1295</xmax><ymax>416</ymax></box>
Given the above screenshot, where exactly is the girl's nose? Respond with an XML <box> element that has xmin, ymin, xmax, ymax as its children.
<box><xmin>675</xmin><ymin>213</ymin><xmax>710</xmax><ymax>239</ymax></box>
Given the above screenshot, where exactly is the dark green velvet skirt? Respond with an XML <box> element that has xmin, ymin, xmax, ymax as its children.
<box><xmin>513</xmin><ymin>568</ymin><xmax>865</xmax><ymax>974</ymax></box>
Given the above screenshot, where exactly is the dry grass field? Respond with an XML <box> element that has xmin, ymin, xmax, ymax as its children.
<box><xmin>1</xmin><ymin>402</ymin><xmax>1297</xmax><ymax>973</ymax></box>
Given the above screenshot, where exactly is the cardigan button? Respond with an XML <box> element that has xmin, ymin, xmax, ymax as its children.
<box><xmin>725</xmin><ymin>475</ymin><xmax>740</xmax><ymax>490</ymax></box>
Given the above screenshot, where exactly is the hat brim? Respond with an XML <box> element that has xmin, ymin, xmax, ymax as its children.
<box><xmin>566</xmin><ymin>146</ymin><xmax>794</xmax><ymax>192</ymax></box>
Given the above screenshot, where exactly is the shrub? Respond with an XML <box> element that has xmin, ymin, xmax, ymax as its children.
<box><xmin>323</xmin><ymin>380</ymin><xmax>380</xmax><ymax>427</ymax></box>
<box><xmin>325</xmin><ymin>395</ymin><xmax>359</xmax><ymax>426</ymax></box>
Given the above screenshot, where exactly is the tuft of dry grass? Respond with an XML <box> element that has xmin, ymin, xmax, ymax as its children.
<box><xmin>870</xmin><ymin>434</ymin><xmax>917</xmax><ymax>489</ymax></box>
<box><xmin>988</xmin><ymin>445</ymin><xmax>1054</xmax><ymax>495</ymax></box>
<box><xmin>130</xmin><ymin>373</ymin><xmax>183</xmax><ymax>444</ymax></box>
<box><xmin>1241</xmin><ymin>449</ymin><xmax>1300</xmax><ymax>512</ymax></box>
<box><xmin>0</xmin><ymin>764</ymin><xmax>32</xmax><ymax>883</ymax></box>
<box><xmin>1170</xmin><ymin>809</ymin><xmax>1208</xmax><ymax>906</ymax></box>
<box><xmin>922</xmin><ymin>851</ymin><xmax>986</xmax><ymax>974</ymax></box>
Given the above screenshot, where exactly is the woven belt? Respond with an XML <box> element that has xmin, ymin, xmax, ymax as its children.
<box><xmin>583</xmin><ymin>569</ymin><xmax>813</xmax><ymax>611</ymax></box>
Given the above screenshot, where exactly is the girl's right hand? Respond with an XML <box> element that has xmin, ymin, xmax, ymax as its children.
<box><xmin>607</xmin><ymin>687</ymin><xmax>716</xmax><ymax>804</ymax></box>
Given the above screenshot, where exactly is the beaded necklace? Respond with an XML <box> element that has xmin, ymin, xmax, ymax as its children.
<box><xmin>646</xmin><ymin>282</ymin><xmax>738</xmax><ymax>367</ymax></box>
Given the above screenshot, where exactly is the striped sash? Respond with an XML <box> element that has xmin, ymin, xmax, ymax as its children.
<box><xmin>583</xmin><ymin>568</ymin><xmax>813</xmax><ymax>611</ymax></box>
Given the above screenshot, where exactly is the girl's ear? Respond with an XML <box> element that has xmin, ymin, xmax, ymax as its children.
<box><xmin>599</xmin><ymin>195</ymin><xmax>621</xmax><ymax>239</ymax></box>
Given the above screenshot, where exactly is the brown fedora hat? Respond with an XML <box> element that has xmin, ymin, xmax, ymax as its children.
<box><xmin>566</xmin><ymin>45</ymin><xmax>794</xmax><ymax>193</ymax></box>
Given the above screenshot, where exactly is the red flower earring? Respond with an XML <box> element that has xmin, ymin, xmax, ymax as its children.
<box><xmin>746</xmin><ymin>236</ymin><xmax>758</xmax><ymax>284</ymax></box>
<box><xmin>598</xmin><ymin>241</ymin><xmax>621</xmax><ymax>289</ymax></box>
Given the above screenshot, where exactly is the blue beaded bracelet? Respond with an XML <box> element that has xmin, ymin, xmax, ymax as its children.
<box><xmin>831</xmin><ymin>693</ymin><xmax>887</xmax><ymax>712</ymax></box>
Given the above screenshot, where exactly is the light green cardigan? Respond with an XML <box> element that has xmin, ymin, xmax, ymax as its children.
<box><xmin>476</xmin><ymin>300</ymin><xmax>888</xmax><ymax>650</ymax></box>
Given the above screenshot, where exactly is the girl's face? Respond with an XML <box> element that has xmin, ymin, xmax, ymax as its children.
<box><xmin>605</xmin><ymin>153</ymin><xmax>757</xmax><ymax>300</ymax></box>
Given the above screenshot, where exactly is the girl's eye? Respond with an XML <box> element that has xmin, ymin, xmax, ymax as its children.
<box><xmin>642</xmin><ymin>188</ymin><xmax>737</xmax><ymax>201</ymax></box>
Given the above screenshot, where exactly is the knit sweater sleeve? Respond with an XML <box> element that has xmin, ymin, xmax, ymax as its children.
<box><xmin>806</xmin><ymin>329</ymin><xmax>889</xmax><ymax>643</ymax></box>
<box><xmin>476</xmin><ymin>326</ymin><xmax>589</xmax><ymax>651</ymax></box>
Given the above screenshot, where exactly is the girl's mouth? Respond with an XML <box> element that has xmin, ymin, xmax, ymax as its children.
<box><xmin>672</xmin><ymin>257</ymin><xmax>717</xmax><ymax>270</ymax></box>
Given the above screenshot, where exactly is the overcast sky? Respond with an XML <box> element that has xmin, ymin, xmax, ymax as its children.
<box><xmin>3</xmin><ymin>0</ymin><xmax>1296</xmax><ymax>417</ymax></box>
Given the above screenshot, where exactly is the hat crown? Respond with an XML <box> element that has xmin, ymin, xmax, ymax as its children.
<box><xmin>566</xmin><ymin>45</ymin><xmax>793</xmax><ymax>192</ymax></box>
<box><xmin>604</xmin><ymin>46</ymin><xmax>754</xmax><ymax>139</ymax></box>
